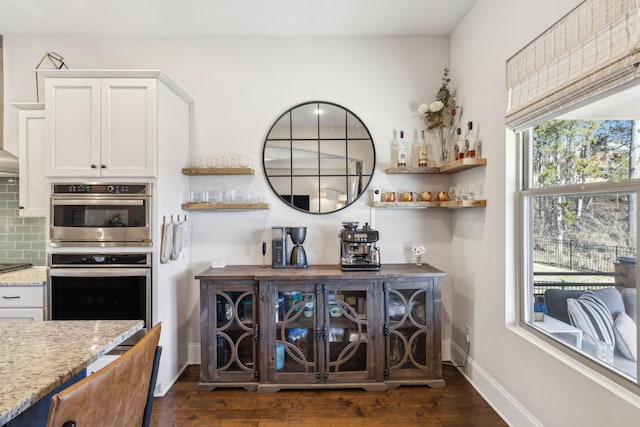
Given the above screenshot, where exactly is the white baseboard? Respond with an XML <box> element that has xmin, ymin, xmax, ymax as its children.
<box><xmin>450</xmin><ymin>341</ymin><xmax>542</xmax><ymax>427</ymax></box>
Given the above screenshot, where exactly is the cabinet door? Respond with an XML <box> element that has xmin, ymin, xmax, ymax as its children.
<box><xmin>0</xmin><ymin>308</ymin><xmax>44</xmax><ymax>321</ymax></box>
<box><xmin>264</xmin><ymin>280</ymin><xmax>377</xmax><ymax>385</ymax></box>
<box><xmin>323</xmin><ymin>281</ymin><xmax>377</xmax><ymax>383</ymax></box>
<box><xmin>200</xmin><ymin>280</ymin><xmax>258</xmax><ymax>384</ymax></box>
<box><xmin>17</xmin><ymin>109</ymin><xmax>47</xmax><ymax>217</ymax></box>
<box><xmin>100</xmin><ymin>79</ymin><xmax>157</xmax><ymax>177</ymax></box>
<box><xmin>385</xmin><ymin>278</ymin><xmax>441</xmax><ymax>380</ymax></box>
<box><xmin>45</xmin><ymin>78</ymin><xmax>101</xmax><ymax>177</ymax></box>
<box><xmin>265</xmin><ymin>282</ymin><xmax>319</xmax><ymax>383</ymax></box>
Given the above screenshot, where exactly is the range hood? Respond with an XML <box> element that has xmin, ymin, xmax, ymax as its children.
<box><xmin>0</xmin><ymin>34</ymin><xmax>19</xmax><ymax>177</ymax></box>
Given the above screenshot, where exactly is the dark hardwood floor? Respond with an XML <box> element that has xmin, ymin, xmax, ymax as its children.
<box><xmin>150</xmin><ymin>365</ymin><xmax>507</xmax><ymax>427</ymax></box>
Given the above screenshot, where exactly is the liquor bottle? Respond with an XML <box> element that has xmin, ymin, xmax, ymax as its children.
<box><xmin>397</xmin><ymin>130</ymin><xmax>407</xmax><ymax>167</ymax></box>
<box><xmin>390</xmin><ymin>130</ymin><xmax>399</xmax><ymax>168</ymax></box>
<box><xmin>411</xmin><ymin>130</ymin><xmax>419</xmax><ymax>167</ymax></box>
<box><xmin>418</xmin><ymin>130</ymin><xmax>428</xmax><ymax>167</ymax></box>
<box><xmin>465</xmin><ymin>121</ymin><xmax>477</xmax><ymax>158</ymax></box>
<box><xmin>454</xmin><ymin>127</ymin><xmax>465</xmax><ymax>160</ymax></box>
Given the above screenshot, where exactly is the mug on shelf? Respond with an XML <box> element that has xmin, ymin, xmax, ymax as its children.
<box><xmin>384</xmin><ymin>191</ymin><xmax>396</xmax><ymax>202</ymax></box>
<box><xmin>400</xmin><ymin>191</ymin><xmax>414</xmax><ymax>202</ymax></box>
<box><xmin>418</xmin><ymin>191</ymin><xmax>434</xmax><ymax>202</ymax></box>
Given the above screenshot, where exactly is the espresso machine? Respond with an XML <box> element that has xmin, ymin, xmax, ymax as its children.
<box><xmin>272</xmin><ymin>226</ymin><xmax>308</xmax><ymax>269</ymax></box>
<box><xmin>339</xmin><ymin>222</ymin><xmax>381</xmax><ymax>271</ymax></box>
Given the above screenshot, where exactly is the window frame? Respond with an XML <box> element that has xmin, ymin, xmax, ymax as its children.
<box><xmin>516</xmin><ymin>124</ymin><xmax>640</xmax><ymax>393</ymax></box>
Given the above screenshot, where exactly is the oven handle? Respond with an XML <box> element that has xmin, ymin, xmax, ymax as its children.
<box><xmin>49</xmin><ymin>267</ymin><xmax>150</xmax><ymax>277</ymax></box>
<box><xmin>51</xmin><ymin>199</ymin><xmax>146</xmax><ymax>206</ymax></box>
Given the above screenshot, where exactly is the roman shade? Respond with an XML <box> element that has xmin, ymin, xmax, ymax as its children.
<box><xmin>506</xmin><ymin>0</ymin><xmax>640</xmax><ymax>129</ymax></box>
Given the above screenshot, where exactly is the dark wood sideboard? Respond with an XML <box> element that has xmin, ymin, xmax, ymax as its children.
<box><xmin>196</xmin><ymin>264</ymin><xmax>445</xmax><ymax>392</ymax></box>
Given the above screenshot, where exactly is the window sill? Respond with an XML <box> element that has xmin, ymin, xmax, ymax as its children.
<box><xmin>508</xmin><ymin>322</ymin><xmax>640</xmax><ymax>406</ymax></box>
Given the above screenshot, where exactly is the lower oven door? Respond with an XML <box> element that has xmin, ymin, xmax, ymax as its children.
<box><xmin>48</xmin><ymin>267</ymin><xmax>151</xmax><ymax>344</ymax></box>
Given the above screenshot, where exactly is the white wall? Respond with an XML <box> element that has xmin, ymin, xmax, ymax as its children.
<box><xmin>450</xmin><ymin>1</ymin><xmax>640</xmax><ymax>425</ymax></box>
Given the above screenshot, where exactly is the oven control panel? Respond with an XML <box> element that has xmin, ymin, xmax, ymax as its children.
<box><xmin>52</xmin><ymin>183</ymin><xmax>150</xmax><ymax>195</ymax></box>
<box><xmin>50</xmin><ymin>253</ymin><xmax>151</xmax><ymax>267</ymax></box>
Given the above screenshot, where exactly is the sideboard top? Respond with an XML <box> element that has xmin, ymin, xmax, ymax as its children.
<box><xmin>195</xmin><ymin>263</ymin><xmax>445</xmax><ymax>281</ymax></box>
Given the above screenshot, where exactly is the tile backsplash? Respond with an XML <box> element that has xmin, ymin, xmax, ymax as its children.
<box><xmin>0</xmin><ymin>177</ymin><xmax>46</xmax><ymax>266</ymax></box>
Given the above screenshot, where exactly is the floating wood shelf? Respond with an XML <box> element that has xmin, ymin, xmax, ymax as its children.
<box><xmin>372</xmin><ymin>201</ymin><xmax>441</xmax><ymax>208</ymax></box>
<box><xmin>372</xmin><ymin>200</ymin><xmax>486</xmax><ymax>209</ymax></box>
<box><xmin>385</xmin><ymin>157</ymin><xmax>486</xmax><ymax>175</ymax></box>
<box><xmin>181</xmin><ymin>202</ymin><xmax>269</xmax><ymax>210</ymax></box>
<box><xmin>439</xmin><ymin>199</ymin><xmax>487</xmax><ymax>209</ymax></box>
<box><xmin>384</xmin><ymin>166</ymin><xmax>441</xmax><ymax>174</ymax></box>
<box><xmin>181</xmin><ymin>167</ymin><xmax>255</xmax><ymax>175</ymax></box>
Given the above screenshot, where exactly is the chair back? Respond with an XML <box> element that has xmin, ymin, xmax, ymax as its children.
<box><xmin>46</xmin><ymin>323</ymin><xmax>161</xmax><ymax>427</ymax></box>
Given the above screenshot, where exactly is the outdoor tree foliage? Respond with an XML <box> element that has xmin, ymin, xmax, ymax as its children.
<box><xmin>532</xmin><ymin>119</ymin><xmax>635</xmax><ymax>247</ymax></box>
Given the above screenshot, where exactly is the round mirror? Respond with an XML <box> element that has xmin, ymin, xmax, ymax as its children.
<box><xmin>263</xmin><ymin>101</ymin><xmax>376</xmax><ymax>214</ymax></box>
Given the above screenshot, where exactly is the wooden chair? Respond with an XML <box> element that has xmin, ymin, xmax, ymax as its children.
<box><xmin>46</xmin><ymin>323</ymin><xmax>162</xmax><ymax>427</ymax></box>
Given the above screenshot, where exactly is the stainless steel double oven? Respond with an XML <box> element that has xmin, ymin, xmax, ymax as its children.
<box><xmin>48</xmin><ymin>183</ymin><xmax>153</xmax><ymax>348</ymax></box>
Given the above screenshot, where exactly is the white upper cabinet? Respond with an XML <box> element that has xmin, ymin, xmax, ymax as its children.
<box><xmin>44</xmin><ymin>77</ymin><xmax>157</xmax><ymax>177</ymax></box>
<box><xmin>14</xmin><ymin>103</ymin><xmax>47</xmax><ymax>217</ymax></box>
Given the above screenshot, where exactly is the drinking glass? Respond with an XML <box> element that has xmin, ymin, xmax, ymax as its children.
<box><xmin>239</xmin><ymin>155</ymin><xmax>253</xmax><ymax>168</ymax></box>
<box><xmin>468</xmin><ymin>183</ymin><xmax>478</xmax><ymax>200</ymax></box>
<box><xmin>448</xmin><ymin>187</ymin><xmax>457</xmax><ymax>202</ymax></box>
<box><xmin>210</xmin><ymin>189</ymin><xmax>223</xmax><ymax>203</ymax></box>
<box><xmin>222</xmin><ymin>187</ymin><xmax>236</xmax><ymax>203</ymax></box>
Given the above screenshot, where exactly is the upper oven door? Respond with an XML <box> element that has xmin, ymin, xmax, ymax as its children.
<box><xmin>50</xmin><ymin>197</ymin><xmax>151</xmax><ymax>247</ymax></box>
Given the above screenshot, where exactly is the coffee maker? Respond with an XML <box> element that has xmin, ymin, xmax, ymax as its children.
<box><xmin>339</xmin><ymin>222</ymin><xmax>381</xmax><ymax>271</ymax></box>
<box><xmin>272</xmin><ymin>226</ymin><xmax>308</xmax><ymax>269</ymax></box>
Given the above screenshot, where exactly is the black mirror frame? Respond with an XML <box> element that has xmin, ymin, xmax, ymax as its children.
<box><xmin>262</xmin><ymin>100</ymin><xmax>376</xmax><ymax>214</ymax></box>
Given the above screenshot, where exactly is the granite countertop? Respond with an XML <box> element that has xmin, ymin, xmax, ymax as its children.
<box><xmin>0</xmin><ymin>267</ymin><xmax>47</xmax><ymax>287</ymax></box>
<box><xmin>0</xmin><ymin>319</ymin><xmax>144</xmax><ymax>425</ymax></box>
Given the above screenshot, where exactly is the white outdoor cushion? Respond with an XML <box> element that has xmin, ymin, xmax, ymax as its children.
<box><xmin>567</xmin><ymin>290</ymin><xmax>615</xmax><ymax>347</ymax></box>
<box><xmin>614</xmin><ymin>312</ymin><xmax>637</xmax><ymax>362</ymax></box>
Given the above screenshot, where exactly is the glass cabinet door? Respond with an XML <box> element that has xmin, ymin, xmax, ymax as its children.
<box><xmin>267</xmin><ymin>280</ymin><xmax>375</xmax><ymax>384</ymax></box>
<box><xmin>324</xmin><ymin>284</ymin><xmax>373</xmax><ymax>382</ymax></box>
<box><xmin>211</xmin><ymin>287</ymin><xmax>257</xmax><ymax>381</ymax></box>
<box><xmin>385</xmin><ymin>281</ymin><xmax>433</xmax><ymax>380</ymax></box>
<box><xmin>272</xmin><ymin>283</ymin><xmax>318</xmax><ymax>382</ymax></box>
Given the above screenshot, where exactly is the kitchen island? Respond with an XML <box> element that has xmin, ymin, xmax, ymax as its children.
<box><xmin>0</xmin><ymin>319</ymin><xmax>144</xmax><ymax>425</ymax></box>
<box><xmin>197</xmin><ymin>263</ymin><xmax>445</xmax><ymax>392</ymax></box>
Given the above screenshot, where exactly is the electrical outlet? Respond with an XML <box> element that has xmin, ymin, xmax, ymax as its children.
<box><xmin>465</xmin><ymin>325</ymin><xmax>471</xmax><ymax>346</ymax></box>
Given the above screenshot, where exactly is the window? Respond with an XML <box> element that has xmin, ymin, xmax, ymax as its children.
<box><xmin>518</xmin><ymin>85</ymin><xmax>640</xmax><ymax>388</ymax></box>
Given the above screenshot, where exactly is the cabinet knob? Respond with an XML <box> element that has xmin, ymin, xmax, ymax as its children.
<box><xmin>18</xmin><ymin>206</ymin><xmax>24</xmax><ymax>210</ymax></box>
<box><xmin>101</xmin><ymin>164</ymin><xmax>107</xmax><ymax>169</ymax></box>
<box><xmin>91</xmin><ymin>164</ymin><xmax>97</xmax><ymax>169</ymax></box>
